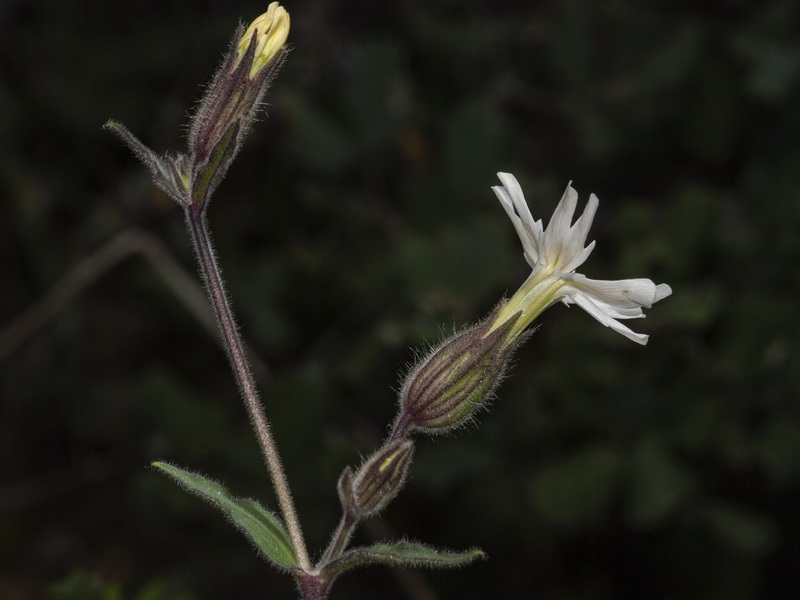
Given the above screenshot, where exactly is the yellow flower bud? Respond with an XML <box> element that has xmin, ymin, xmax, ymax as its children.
<box><xmin>236</xmin><ymin>3</ymin><xmax>291</xmax><ymax>78</ymax></box>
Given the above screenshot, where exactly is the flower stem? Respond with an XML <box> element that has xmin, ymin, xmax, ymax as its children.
<box><xmin>319</xmin><ymin>512</ymin><xmax>358</xmax><ymax>567</ymax></box>
<box><xmin>185</xmin><ymin>205</ymin><xmax>311</xmax><ymax>572</ymax></box>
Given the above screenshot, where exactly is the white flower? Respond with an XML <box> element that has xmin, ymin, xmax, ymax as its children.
<box><xmin>490</xmin><ymin>172</ymin><xmax>672</xmax><ymax>345</ymax></box>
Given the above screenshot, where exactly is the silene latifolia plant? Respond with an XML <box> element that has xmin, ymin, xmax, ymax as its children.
<box><xmin>105</xmin><ymin>4</ymin><xmax>672</xmax><ymax>599</ymax></box>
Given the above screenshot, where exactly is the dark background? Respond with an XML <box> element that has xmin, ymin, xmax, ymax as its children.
<box><xmin>2</xmin><ymin>0</ymin><xmax>799</xmax><ymax>598</ymax></box>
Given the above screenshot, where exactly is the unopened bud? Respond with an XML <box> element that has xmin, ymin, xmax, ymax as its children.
<box><xmin>393</xmin><ymin>310</ymin><xmax>520</xmax><ymax>436</ymax></box>
<box><xmin>186</xmin><ymin>3</ymin><xmax>290</xmax><ymax>208</ymax></box>
<box><xmin>342</xmin><ymin>440</ymin><xmax>415</xmax><ymax>518</ymax></box>
<box><xmin>105</xmin><ymin>5</ymin><xmax>290</xmax><ymax>211</ymax></box>
<box><xmin>337</xmin><ymin>466</ymin><xmax>356</xmax><ymax>512</ymax></box>
<box><xmin>236</xmin><ymin>3</ymin><xmax>291</xmax><ymax>78</ymax></box>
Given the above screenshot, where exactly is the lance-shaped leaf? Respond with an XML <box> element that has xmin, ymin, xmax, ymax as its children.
<box><xmin>324</xmin><ymin>540</ymin><xmax>485</xmax><ymax>579</ymax></box>
<box><xmin>152</xmin><ymin>461</ymin><xmax>298</xmax><ymax>571</ymax></box>
<box><xmin>104</xmin><ymin>121</ymin><xmax>190</xmax><ymax>205</ymax></box>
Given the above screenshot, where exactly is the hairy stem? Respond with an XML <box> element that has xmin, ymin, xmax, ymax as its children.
<box><xmin>319</xmin><ymin>511</ymin><xmax>359</xmax><ymax>567</ymax></box>
<box><xmin>185</xmin><ymin>205</ymin><xmax>311</xmax><ymax>571</ymax></box>
<box><xmin>298</xmin><ymin>572</ymin><xmax>334</xmax><ymax>600</ymax></box>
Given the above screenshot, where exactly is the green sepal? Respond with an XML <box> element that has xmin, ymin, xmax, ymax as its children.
<box><xmin>324</xmin><ymin>540</ymin><xmax>485</xmax><ymax>578</ymax></box>
<box><xmin>152</xmin><ymin>461</ymin><xmax>298</xmax><ymax>571</ymax></box>
<box><xmin>189</xmin><ymin>120</ymin><xmax>240</xmax><ymax>210</ymax></box>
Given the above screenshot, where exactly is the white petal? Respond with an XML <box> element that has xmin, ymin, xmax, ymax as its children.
<box><xmin>560</xmin><ymin>239</ymin><xmax>596</xmax><ymax>275</ymax></box>
<box><xmin>571</xmin><ymin>293</ymin><xmax>651</xmax><ymax>345</ymax></box>
<box><xmin>496</xmin><ymin>173</ymin><xmax>542</xmax><ymax>242</ymax></box>
<box><xmin>560</xmin><ymin>193</ymin><xmax>599</xmax><ymax>272</ymax></box>
<box><xmin>493</xmin><ymin>172</ymin><xmax>542</xmax><ymax>266</ymax></box>
<box><xmin>542</xmin><ymin>183</ymin><xmax>579</xmax><ymax>267</ymax></box>
<box><xmin>493</xmin><ymin>186</ymin><xmax>539</xmax><ymax>267</ymax></box>
<box><xmin>654</xmin><ymin>283</ymin><xmax>673</xmax><ymax>302</ymax></box>
<box><xmin>557</xmin><ymin>194</ymin><xmax>598</xmax><ymax>272</ymax></box>
<box><xmin>562</xmin><ymin>273</ymin><xmax>671</xmax><ymax>309</ymax></box>
<box><xmin>572</xmin><ymin>193</ymin><xmax>599</xmax><ymax>246</ymax></box>
<box><xmin>561</xmin><ymin>293</ymin><xmax>645</xmax><ymax>319</ymax></box>
<box><xmin>561</xmin><ymin>274</ymin><xmax>673</xmax><ymax>344</ymax></box>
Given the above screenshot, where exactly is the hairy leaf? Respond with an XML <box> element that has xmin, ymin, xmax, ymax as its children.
<box><xmin>152</xmin><ymin>462</ymin><xmax>297</xmax><ymax>571</ymax></box>
<box><xmin>326</xmin><ymin>540</ymin><xmax>484</xmax><ymax>578</ymax></box>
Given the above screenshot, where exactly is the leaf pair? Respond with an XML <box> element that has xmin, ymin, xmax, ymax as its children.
<box><xmin>153</xmin><ymin>462</ymin><xmax>484</xmax><ymax>580</ymax></box>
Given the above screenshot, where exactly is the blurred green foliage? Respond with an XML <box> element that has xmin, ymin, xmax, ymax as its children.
<box><xmin>1</xmin><ymin>0</ymin><xmax>798</xmax><ymax>598</ymax></box>
<box><xmin>47</xmin><ymin>571</ymin><xmax>195</xmax><ymax>600</ymax></box>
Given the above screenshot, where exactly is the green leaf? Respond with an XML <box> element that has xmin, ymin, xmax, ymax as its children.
<box><xmin>624</xmin><ymin>436</ymin><xmax>694</xmax><ymax>528</ymax></box>
<box><xmin>47</xmin><ymin>571</ymin><xmax>195</xmax><ymax>600</ymax></box>
<box><xmin>704</xmin><ymin>502</ymin><xmax>777</xmax><ymax>556</ymax></box>
<box><xmin>46</xmin><ymin>571</ymin><xmax>110</xmax><ymax>600</ymax></box>
<box><xmin>326</xmin><ymin>540</ymin><xmax>484</xmax><ymax>578</ymax></box>
<box><xmin>152</xmin><ymin>461</ymin><xmax>298</xmax><ymax>571</ymax></box>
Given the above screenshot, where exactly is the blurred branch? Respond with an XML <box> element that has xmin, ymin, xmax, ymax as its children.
<box><xmin>0</xmin><ymin>228</ymin><xmax>270</xmax><ymax>380</ymax></box>
<box><xmin>0</xmin><ymin>456</ymin><xmax>116</xmax><ymax>513</ymax></box>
